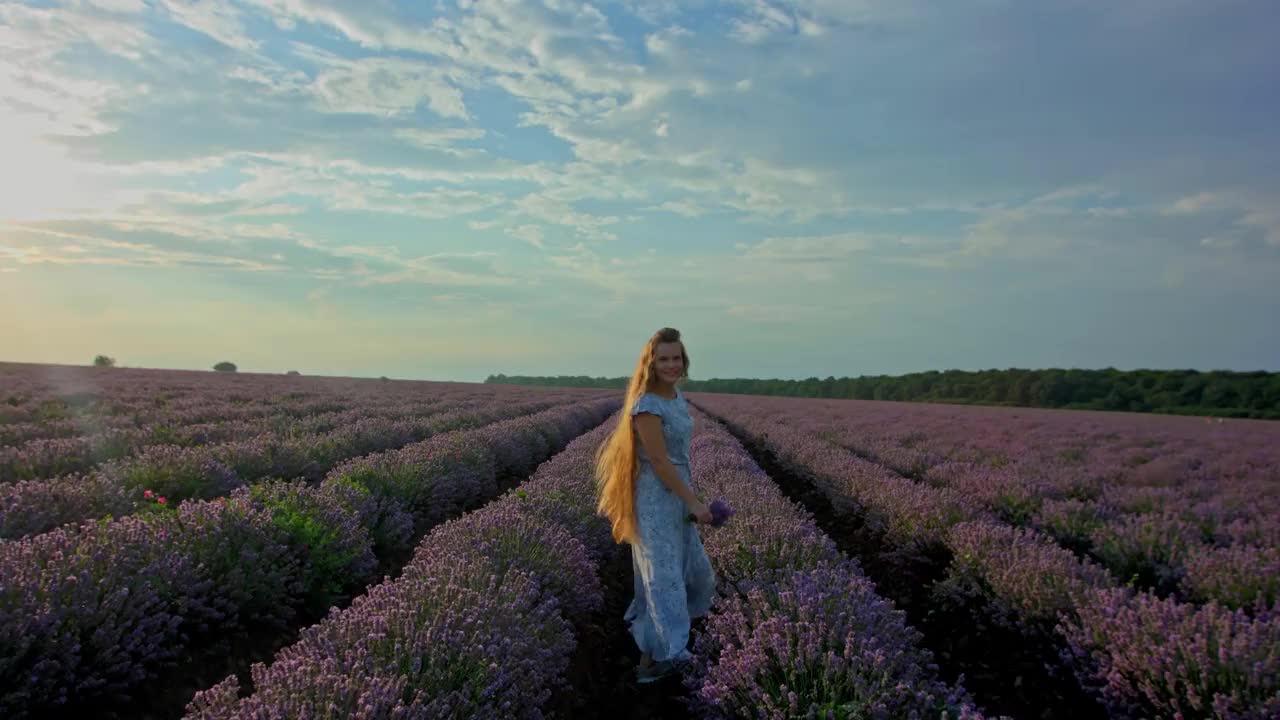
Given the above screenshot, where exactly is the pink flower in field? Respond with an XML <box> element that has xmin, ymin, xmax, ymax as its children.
<box><xmin>143</xmin><ymin>490</ymin><xmax>154</xmax><ymax>498</ymax></box>
<box><xmin>157</xmin><ymin>496</ymin><xmax>167</xmax><ymax>505</ymax></box>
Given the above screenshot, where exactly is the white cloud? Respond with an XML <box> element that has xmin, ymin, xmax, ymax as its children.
<box><xmin>394</xmin><ymin>127</ymin><xmax>488</xmax><ymax>150</ymax></box>
<box><xmin>304</xmin><ymin>52</ymin><xmax>470</xmax><ymax>119</ymax></box>
<box><xmin>738</xmin><ymin>232</ymin><xmax>875</xmax><ymax>261</ymax></box>
<box><xmin>0</xmin><ymin>223</ymin><xmax>287</xmax><ymax>272</ymax></box>
<box><xmin>0</xmin><ymin>3</ymin><xmax>153</xmax><ymax>61</ymax></box>
<box><xmin>155</xmin><ymin>0</ymin><xmax>258</xmax><ymax>51</ymax></box>
<box><xmin>1163</xmin><ymin>192</ymin><xmax>1219</xmax><ymax>215</ymax></box>
<box><xmin>505</xmin><ymin>224</ymin><xmax>546</xmax><ymax>249</ymax></box>
<box><xmin>648</xmin><ymin>200</ymin><xmax>705</xmax><ymax>217</ymax></box>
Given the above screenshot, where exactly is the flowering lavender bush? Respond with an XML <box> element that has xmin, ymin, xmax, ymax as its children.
<box><xmin>925</xmin><ymin>461</ymin><xmax>1045</xmax><ymax>527</ymax></box>
<box><xmin>1087</xmin><ymin>510</ymin><xmax>1204</xmax><ymax>594</ymax></box>
<box><xmin>164</xmin><ymin>496</ymin><xmax>307</xmax><ymax>637</ymax></box>
<box><xmin>0</xmin><ymin>429</ymin><xmax>147</xmax><ymax>482</ymax></box>
<box><xmin>192</xmin><ymin>567</ymin><xmax>574</xmax><ymax>720</ymax></box>
<box><xmin>327</xmin><ymin>431</ymin><xmax>496</xmax><ymax>539</ymax></box>
<box><xmin>104</xmin><ymin>443</ymin><xmax>242</xmax><ymax>503</ymax></box>
<box><xmin>933</xmin><ymin>520</ymin><xmax>1114</xmax><ymax>637</ymax></box>
<box><xmin>241</xmin><ymin>479</ymin><xmax>379</xmax><ymax>615</ymax></box>
<box><xmin>0</xmin><ymin>516</ymin><xmax>201</xmax><ymax>716</ymax></box>
<box><xmin>695</xmin><ymin>478</ymin><xmax>843</xmax><ymax>589</ymax></box>
<box><xmin>688</xmin><ymin>562</ymin><xmax>982</xmax><ymax>720</ymax></box>
<box><xmin>1060</xmin><ymin>587</ymin><xmax>1280</xmax><ymax>720</ymax></box>
<box><xmin>408</xmin><ymin>502</ymin><xmax>604</xmax><ymax>622</ymax></box>
<box><xmin>511</xmin><ymin>472</ymin><xmax>617</xmax><ymax>564</ymax></box>
<box><xmin>0</xmin><ymin>471</ymin><xmax>136</xmax><ymax>539</ymax></box>
<box><xmin>1031</xmin><ymin>498</ymin><xmax>1110</xmax><ymax>554</ymax></box>
<box><xmin>1180</xmin><ymin>542</ymin><xmax>1280</xmax><ymax>610</ymax></box>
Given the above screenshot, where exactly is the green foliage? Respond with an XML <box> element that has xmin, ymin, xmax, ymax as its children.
<box><xmin>92</xmin><ymin>355</ymin><xmax>116</xmax><ymax>367</ymax></box>
<box><xmin>486</xmin><ymin>368</ymin><xmax>1280</xmax><ymax>419</ymax></box>
<box><xmin>213</xmin><ymin>361</ymin><xmax>237</xmax><ymax>372</ymax></box>
<box><xmin>249</xmin><ymin>484</ymin><xmax>364</xmax><ymax>613</ymax></box>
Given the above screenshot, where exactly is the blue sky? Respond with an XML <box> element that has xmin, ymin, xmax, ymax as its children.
<box><xmin>1</xmin><ymin>0</ymin><xmax>1277</xmax><ymax>382</ymax></box>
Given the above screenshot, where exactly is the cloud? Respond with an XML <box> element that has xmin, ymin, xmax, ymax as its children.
<box><xmin>1163</xmin><ymin>192</ymin><xmax>1219</xmax><ymax>215</ymax></box>
<box><xmin>647</xmin><ymin>200</ymin><xmax>705</xmax><ymax>217</ymax></box>
<box><xmin>154</xmin><ymin>0</ymin><xmax>258</xmax><ymax>51</ymax></box>
<box><xmin>0</xmin><ymin>223</ymin><xmax>287</xmax><ymax>272</ymax></box>
<box><xmin>505</xmin><ymin>224</ymin><xmax>546</xmax><ymax>249</ymax></box>
<box><xmin>301</xmin><ymin>50</ymin><xmax>469</xmax><ymax>120</ymax></box>
<box><xmin>737</xmin><ymin>232</ymin><xmax>875</xmax><ymax>261</ymax></box>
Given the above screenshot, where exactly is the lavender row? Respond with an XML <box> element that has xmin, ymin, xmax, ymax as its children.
<box><xmin>0</xmin><ymin>361</ymin><xmax>611</xmax><ymax>444</ymax></box>
<box><xmin>937</xmin><ymin>520</ymin><xmax>1280</xmax><ymax>720</ymax></box>
<box><xmin>0</xmin><ymin>390</ymin><xmax>579</xmax><ymax>483</ymax></box>
<box><xmin>696</xmin><ymin>399</ymin><xmax>1280</xmax><ymax>720</ymax></box>
<box><xmin>682</xmin><ymin>412</ymin><xmax>985</xmax><ymax>719</ymax></box>
<box><xmin>0</xmin><ymin>396</ymin><xmax>579</xmax><ymax>539</ymax></box>
<box><xmin>0</xmin><ymin>398</ymin><xmax>618</xmax><ymax>719</ymax></box>
<box><xmin>710</xmin><ymin>394</ymin><xmax>1280</xmax><ymax>609</ymax></box>
<box><xmin>0</xmin><ymin>396</ymin><xmax>451</xmax><ymax>479</ymax></box>
<box><xmin>183</xmin><ymin>417</ymin><xmax>624</xmax><ymax>719</ymax></box>
<box><xmin>722</xmin><ymin>395</ymin><xmax>1280</xmax><ymax>533</ymax></box>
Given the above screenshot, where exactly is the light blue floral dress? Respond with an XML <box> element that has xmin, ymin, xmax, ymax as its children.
<box><xmin>624</xmin><ymin>387</ymin><xmax>717</xmax><ymax>663</ymax></box>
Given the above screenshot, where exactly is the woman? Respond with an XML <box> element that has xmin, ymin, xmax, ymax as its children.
<box><xmin>594</xmin><ymin>327</ymin><xmax>717</xmax><ymax>684</ymax></box>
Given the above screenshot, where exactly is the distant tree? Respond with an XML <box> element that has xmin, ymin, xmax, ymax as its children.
<box><xmin>484</xmin><ymin>367</ymin><xmax>1280</xmax><ymax>419</ymax></box>
<box><xmin>93</xmin><ymin>355</ymin><xmax>116</xmax><ymax>368</ymax></box>
<box><xmin>213</xmin><ymin>362</ymin><xmax>238</xmax><ymax>372</ymax></box>
<box><xmin>286</xmin><ymin>370</ymin><xmax>301</xmax><ymax>376</ymax></box>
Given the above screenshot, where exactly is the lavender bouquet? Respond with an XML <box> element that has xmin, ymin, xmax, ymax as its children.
<box><xmin>689</xmin><ymin>498</ymin><xmax>735</xmax><ymax>527</ymax></box>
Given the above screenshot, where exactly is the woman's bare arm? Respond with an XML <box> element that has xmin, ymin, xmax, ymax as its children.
<box><xmin>633</xmin><ymin>413</ymin><xmax>701</xmax><ymax>508</ymax></box>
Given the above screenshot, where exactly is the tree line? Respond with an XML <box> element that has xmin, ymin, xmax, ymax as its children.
<box><xmin>485</xmin><ymin>368</ymin><xmax>1280</xmax><ymax>419</ymax></box>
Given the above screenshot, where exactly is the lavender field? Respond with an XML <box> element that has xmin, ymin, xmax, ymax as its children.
<box><xmin>0</xmin><ymin>362</ymin><xmax>619</xmax><ymax>719</ymax></box>
<box><xmin>3</xmin><ymin>361</ymin><xmax>1277</xmax><ymax>719</ymax></box>
<box><xmin>691</xmin><ymin>393</ymin><xmax>1280</xmax><ymax>720</ymax></box>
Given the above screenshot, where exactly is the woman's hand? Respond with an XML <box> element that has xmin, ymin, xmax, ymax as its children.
<box><xmin>687</xmin><ymin>499</ymin><xmax>713</xmax><ymax>524</ymax></box>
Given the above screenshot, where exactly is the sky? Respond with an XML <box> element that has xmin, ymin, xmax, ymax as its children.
<box><xmin>1</xmin><ymin>0</ymin><xmax>1278</xmax><ymax>383</ymax></box>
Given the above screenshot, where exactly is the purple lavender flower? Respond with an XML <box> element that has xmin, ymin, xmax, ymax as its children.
<box><xmin>686</xmin><ymin>562</ymin><xmax>981</xmax><ymax>719</ymax></box>
<box><xmin>1060</xmin><ymin>587</ymin><xmax>1280</xmax><ymax>720</ymax></box>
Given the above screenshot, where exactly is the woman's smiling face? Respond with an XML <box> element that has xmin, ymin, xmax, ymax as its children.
<box><xmin>654</xmin><ymin>341</ymin><xmax>685</xmax><ymax>384</ymax></box>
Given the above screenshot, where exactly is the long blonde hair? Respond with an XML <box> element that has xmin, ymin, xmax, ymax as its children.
<box><xmin>593</xmin><ymin>327</ymin><xmax>690</xmax><ymax>545</ymax></box>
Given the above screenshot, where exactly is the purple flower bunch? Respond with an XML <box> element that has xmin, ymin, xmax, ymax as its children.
<box><xmin>687</xmin><ymin>497</ymin><xmax>735</xmax><ymax>527</ymax></box>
